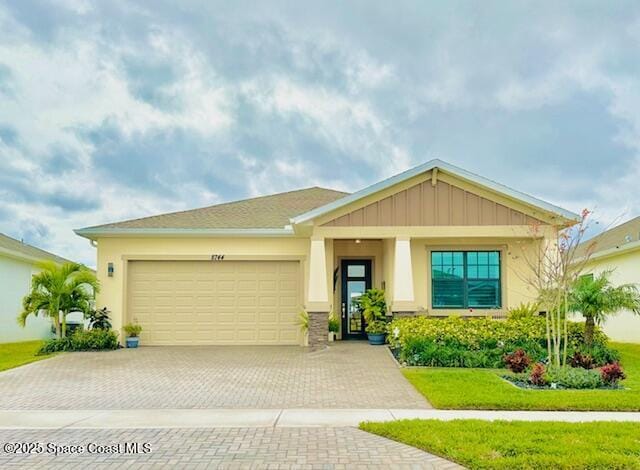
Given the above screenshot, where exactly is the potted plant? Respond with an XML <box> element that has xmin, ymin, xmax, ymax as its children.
<box><xmin>353</xmin><ymin>288</ymin><xmax>388</xmax><ymax>345</ymax></box>
<box><xmin>365</xmin><ymin>320</ymin><xmax>387</xmax><ymax>345</ymax></box>
<box><xmin>328</xmin><ymin>311</ymin><xmax>339</xmax><ymax>341</ymax></box>
<box><xmin>123</xmin><ymin>322</ymin><xmax>142</xmax><ymax>348</ymax></box>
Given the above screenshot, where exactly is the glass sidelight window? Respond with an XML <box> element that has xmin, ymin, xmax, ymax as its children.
<box><xmin>431</xmin><ymin>251</ymin><xmax>501</xmax><ymax>308</ymax></box>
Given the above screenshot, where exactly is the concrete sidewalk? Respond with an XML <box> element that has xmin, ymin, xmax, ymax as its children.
<box><xmin>1</xmin><ymin>408</ymin><xmax>639</xmax><ymax>429</ymax></box>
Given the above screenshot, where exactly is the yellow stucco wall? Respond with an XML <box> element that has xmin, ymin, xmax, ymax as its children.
<box><xmin>95</xmin><ymin>232</ymin><xmax>547</xmax><ymax>343</ymax></box>
<box><xmin>583</xmin><ymin>250</ymin><xmax>640</xmax><ymax>343</ymax></box>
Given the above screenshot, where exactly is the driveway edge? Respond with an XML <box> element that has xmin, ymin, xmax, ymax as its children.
<box><xmin>1</xmin><ymin>408</ymin><xmax>639</xmax><ymax>429</ymax></box>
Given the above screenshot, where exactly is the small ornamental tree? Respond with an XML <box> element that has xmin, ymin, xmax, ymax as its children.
<box><xmin>516</xmin><ymin>209</ymin><xmax>595</xmax><ymax>367</ymax></box>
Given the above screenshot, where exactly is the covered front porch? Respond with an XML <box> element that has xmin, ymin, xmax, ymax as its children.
<box><xmin>304</xmin><ymin>228</ymin><xmax>548</xmax><ymax>348</ymax></box>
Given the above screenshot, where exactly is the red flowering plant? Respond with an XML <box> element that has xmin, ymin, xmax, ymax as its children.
<box><xmin>600</xmin><ymin>363</ymin><xmax>626</xmax><ymax>386</ymax></box>
<box><xmin>503</xmin><ymin>349</ymin><xmax>531</xmax><ymax>373</ymax></box>
<box><xmin>570</xmin><ymin>351</ymin><xmax>594</xmax><ymax>369</ymax></box>
<box><xmin>529</xmin><ymin>363</ymin><xmax>546</xmax><ymax>386</ymax></box>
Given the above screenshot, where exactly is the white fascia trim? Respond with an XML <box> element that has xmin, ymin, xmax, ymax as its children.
<box><xmin>579</xmin><ymin>239</ymin><xmax>640</xmax><ymax>264</ymax></box>
<box><xmin>0</xmin><ymin>247</ymin><xmax>40</xmax><ymax>265</ymax></box>
<box><xmin>74</xmin><ymin>227</ymin><xmax>296</xmax><ymax>240</ymax></box>
<box><xmin>290</xmin><ymin>159</ymin><xmax>580</xmax><ymax>225</ymax></box>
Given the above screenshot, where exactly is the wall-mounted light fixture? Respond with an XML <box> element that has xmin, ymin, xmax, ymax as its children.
<box><xmin>107</xmin><ymin>262</ymin><xmax>114</xmax><ymax>277</ymax></box>
<box><xmin>355</xmin><ymin>239</ymin><xmax>361</xmax><ymax>244</ymax></box>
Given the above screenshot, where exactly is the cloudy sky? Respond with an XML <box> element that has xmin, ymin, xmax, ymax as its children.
<box><xmin>1</xmin><ymin>1</ymin><xmax>640</xmax><ymax>266</ymax></box>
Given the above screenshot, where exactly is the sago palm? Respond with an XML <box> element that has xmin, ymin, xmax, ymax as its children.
<box><xmin>569</xmin><ymin>271</ymin><xmax>640</xmax><ymax>346</ymax></box>
<box><xmin>19</xmin><ymin>261</ymin><xmax>100</xmax><ymax>338</ymax></box>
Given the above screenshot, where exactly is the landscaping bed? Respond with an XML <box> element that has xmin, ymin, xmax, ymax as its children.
<box><xmin>360</xmin><ymin>419</ymin><xmax>640</xmax><ymax>469</ymax></box>
<box><xmin>402</xmin><ymin>342</ymin><xmax>639</xmax><ymax>411</ymax></box>
<box><xmin>38</xmin><ymin>328</ymin><xmax>119</xmax><ymax>354</ymax></box>
<box><xmin>501</xmin><ymin>375</ymin><xmax>623</xmax><ymax>391</ymax></box>
<box><xmin>388</xmin><ymin>315</ymin><xmax>618</xmax><ymax>368</ymax></box>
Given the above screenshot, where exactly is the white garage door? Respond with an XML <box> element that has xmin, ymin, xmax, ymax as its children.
<box><xmin>127</xmin><ymin>260</ymin><xmax>301</xmax><ymax>345</ymax></box>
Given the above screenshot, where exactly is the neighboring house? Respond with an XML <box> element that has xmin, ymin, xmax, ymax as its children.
<box><xmin>0</xmin><ymin>233</ymin><xmax>79</xmax><ymax>343</ymax></box>
<box><xmin>577</xmin><ymin>217</ymin><xmax>640</xmax><ymax>343</ymax></box>
<box><xmin>75</xmin><ymin>159</ymin><xmax>578</xmax><ymax>347</ymax></box>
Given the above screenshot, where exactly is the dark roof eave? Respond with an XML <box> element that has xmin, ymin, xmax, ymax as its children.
<box><xmin>74</xmin><ymin>227</ymin><xmax>296</xmax><ymax>240</ymax></box>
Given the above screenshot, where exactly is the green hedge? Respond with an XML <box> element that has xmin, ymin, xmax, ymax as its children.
<box><xmin>38</xmin><ymin>329</ymin><xmax>119</xmax><ymax>355</ymax></box>
<box><xmin>388</xmin><ymin>316</ymin><xmax>616</xmax><ymax>368</ymax></box>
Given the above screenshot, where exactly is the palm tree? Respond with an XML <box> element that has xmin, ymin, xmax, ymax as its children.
<box><xmin>569</xmin><ymin>271</ymin><xmax>640</xmax><ymax>346</ymax></box>
<box><xmin>19</xmin><ymin>261</ymin><xmax>100</xmax><ymax>338</ymax></box>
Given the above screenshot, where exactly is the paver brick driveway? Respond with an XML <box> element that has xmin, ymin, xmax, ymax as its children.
<box><xmin>0</xmin><ymin>427</ymin><xmax>460</xmax><ymax>469</ymax></box>
<box><xmin>0</xmin><ymin>342</ymin><xmax>430</xmax><ymax>409</ymax></box>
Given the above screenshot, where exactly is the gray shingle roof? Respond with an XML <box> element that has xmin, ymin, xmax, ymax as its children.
<box><xmin>577</xmin><ymin>216</ymin><xmax>640</xmax><ymax>258</ymax></box>
<box><xmin>0</xmin><ymin>233</ymin><xmax>71</xmax><ymax>264</ymax></box>
<box><xmin>80</xmin><ymin>187</ymin><xmax>349</xmax><ymax>231</ymax></box>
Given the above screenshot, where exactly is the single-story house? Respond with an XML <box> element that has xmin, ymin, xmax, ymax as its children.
<box><xmin>75</xmin><ymin>159</ymin><xmax>579</xmax><ymax>347</ymax></box>
<box><xmin>0</xmin><ymin>233</ymin><xmax>82</xmax><ymax>343</ymax></box>
<box><xmin>578</xmin><ymin>217</ymin><xmax>640</xmax><ymax>343</ymax></box>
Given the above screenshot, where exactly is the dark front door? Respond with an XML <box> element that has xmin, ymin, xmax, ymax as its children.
<box><xmin>341</xmin><ymin>259</ymin><xmax>372</xmax><ymax>339</ymax></box>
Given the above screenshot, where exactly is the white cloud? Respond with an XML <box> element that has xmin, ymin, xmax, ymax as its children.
<box><xmin>241</xmin><ymin>76</ymin><xmax>410</xmax><ymax>174</ymax></box>
<box><xmin>0</xmin><ymin>23</ymin><xmax>236</xmax><ymax>264</ymax></box>
<box><xmin>2</xmin><ymin>0</ymin><xmax>640</xmax><ymax>267</ymax></box>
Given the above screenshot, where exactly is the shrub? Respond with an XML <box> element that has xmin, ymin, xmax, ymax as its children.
<box><xmin>123</xmin><ymin>323</ymin><xmax>143</xmax><ymax>337</ymax></box>
<box><xmin>601</xmin><ymin>363</ymin><xmax>626</xmax><ymax>386</ymax></box>
<box><xmin>545</xmin><ymin>366</ymin><xmax>604</xmax><ymax>389</ymax></box>
<box><xmin>400</xmin><ymin>337</ymin><xmax>504</xmax><ymax>368</ymax></box>
<box><xmin>529</xmin><ymin>363</ymin><xmax>546</xmax><ymax>386</ymax></box>
<box><xmin>37</xmin><ymin>337</ymin><xmax>74</xmax><ymax>355</ymax></box>
<box><xmin>38</xmin><ymin>329</ymin><xmax>119</xmax><ymax>355</ymax></box>
<box><xmin>71</xmin><ymin>329</ymin><xmax>119</xmax><ymax>351</ymax></box>
<box><xmin>366</xmin><ymin>320</ymin><xmax>387</xmax><ymax>335</ymax></box>
<box><xmin>506</xmin><ymin>302</ymin><xmax>539</xmax><ymax>320</ymax></box>
<box><xmin>569</xmin><ymin>351</ymin><xmax>594</xmax><ymax>369</ymax></box>
<box><xmin>503</xmin><ymin>349</ymin><xmax>531</xmax><ymax>373</ymax></box>
<box><xmin>388</xmin><ymin>315</ymin><xmax>617</xmax><ymax>368</ymax></box>
<box><xmin>575</xmin><ymin>344</ymin><xmax>621</xmax><ymax>367</ymax></box>
<box><xmin>504</xmin><ymin>340</ymin><xmax>546</xmax><ymax>363</ymax></box>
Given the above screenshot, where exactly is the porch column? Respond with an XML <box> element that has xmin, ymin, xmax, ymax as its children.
<box><xmin>391</xmin><ymin>237</ymin><xmax>416</xmax><ymax>316</ymax></box>
<box><xmin>307</xmin><ymin>237</ymin><xmax>330</xmax><ymax>348</ymax></box>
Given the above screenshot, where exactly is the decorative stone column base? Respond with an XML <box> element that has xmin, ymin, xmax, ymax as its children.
<box><xmin>390</xmin><ymin>301</ymin><xmax>418</xmax><ymax>319</ymax></box>
<box><xmin>308</xmin><ymin>311</ymin><xmax>329</xmax><ymax>349</ymax></box>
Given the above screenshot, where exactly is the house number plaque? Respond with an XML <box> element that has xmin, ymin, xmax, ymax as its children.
<box><xmin>211</xmin><ymin>254</ymin><xmax>225</xmax><ymax>261</ymax></box>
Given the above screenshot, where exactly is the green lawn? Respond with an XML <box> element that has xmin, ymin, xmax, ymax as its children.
<box><xmin>360</xmin><ymin>419</ymin><xmax>640</xmax><ymax>469</ymax></box>
<box><xmin>403</xmin><ymin>342</ymin><xmax>640</xmax><ymax>411</ymax></box>
<box><xmin>0</xmin><ymin>340</ymin><xmax>54</xmax><ymax>372</ymax></box>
